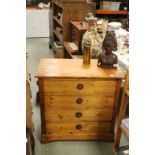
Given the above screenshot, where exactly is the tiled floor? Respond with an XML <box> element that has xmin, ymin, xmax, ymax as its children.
<box><xmin>26</xmin><ymin>38</ymin><xmax>129</xmax><ymax>155</ymax></box>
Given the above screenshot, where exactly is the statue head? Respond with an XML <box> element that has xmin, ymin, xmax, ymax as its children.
<box><xmin>102</xmin><ymin>30</ymin><xmax>117</xmax><ymax>53</ymax></box>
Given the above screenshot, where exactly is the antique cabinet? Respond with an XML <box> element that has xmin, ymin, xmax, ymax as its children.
<box><xmin>36</xmin><ymin>59</ymin><xmax>124</xmax><ymax>143</ymax></box>
<box><xmin>70</xmin><ymin>21</ymin><xmax>88</xmax><ymax>54</ymax></box>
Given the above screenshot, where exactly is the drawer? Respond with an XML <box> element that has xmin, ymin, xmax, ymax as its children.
<box><xmin>45</xmin><ymin>109</ymin><xmax>113</xmax><ymax>122</ymax></box>
<box><xmin>42</xmin><ymin>79</ymin><xmax>117</xmax><ymax>94</ymax></box>
<box><xmin>46</xmin><ymin>122</ymin><xmax>112</xmax><ymax>134</ymax></box>
<box><xmin>43</xmin><ymin>93</ymin><xmax>115</xmax><ymax>109</ymax></box>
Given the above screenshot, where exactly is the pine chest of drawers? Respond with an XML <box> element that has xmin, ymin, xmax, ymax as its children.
<box><xmin>36</xmin><ymin>59</ymin><xmax>124</xmax><ymax>143</ymax></box>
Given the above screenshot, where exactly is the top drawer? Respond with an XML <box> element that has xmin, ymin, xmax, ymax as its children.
<box><xmin>40</xmin><ymin>78</ymin><xmax>117</xmax><ymax>95</ymax></box>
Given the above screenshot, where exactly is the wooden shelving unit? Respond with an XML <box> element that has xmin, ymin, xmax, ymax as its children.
<box><xmin>53</xmin><ymin>16</ymin><xmax>62</xmax><ymax>26</ymax></box>
<box><xmin>49</xmin><ymin>0</ymin><xmax>87</xmax><ymax>58</ymax></box>
<box><xmin>53</xmin><ymin>41</ymin><xmax>63</xmax><ymax>58</ymax></box>
<box><xmin>53</xmin><ymin>29</ymin><xmax>63</xmax><ymax>42</ymax></box>
<box><xmin>96</xmin><ymin>10</ymin><xmax>128</xmax><ymax>15</ymax></box>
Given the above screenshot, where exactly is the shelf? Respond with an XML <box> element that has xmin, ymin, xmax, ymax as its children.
<box><xmin>53</xmin><ymin>42</ymin><xmax>64</xmax><ymax>58</ymax></box>
<box><xmin>53</xmin><ymin>16</ymin><xmax>63</xmax><ymax>27</ymax></box>
<box><xmin>64</xmin><ymin>41</ymin><xmax>77</xmax><ymax>54</ymax></box>
<box><xmin>53</xmin><ymin>0</ymin><xmax>63</xmax><ymax>9</ymax></box>
<box><xmin>96</xmin><ymin>10</ymin><xmax>128</xmax><ymax>15</ymax></box>
<box><xmin>64</xmin><ymin>41</ymin><xmax>83</xmax><ymax>59</ymax></box>
<box><xmin>53</xmin><ymin>42</ymin><xmax>63</xmax><ymax>50</ymax></box>
<box><xmin>53</xmin><ymin>29</ymin><xmax>63</xmax><ymax>42</ymax></box>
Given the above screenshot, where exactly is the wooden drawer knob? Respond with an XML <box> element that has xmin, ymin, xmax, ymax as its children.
<box><xmin>50</xmin><ymin>97</ymin><xmax>53</xmax><ymax>100</ymax></box>
<box><xmin>77</xmin><ymin>83</ymin><xmax>84</xmax><ymax>90</ymax></box>
<box><xmin>76</xmin><ymin>98</ymin><xmax>83</xmax><ymax>104</ymax></box>
<box><xmin>76</xmin><ymin>112</ymin><xmax>82</xmax><ymax>118</ymax></box>
<box><xmin>76</xmin><ymin>124</ymin><xmax>82</xmax><ymax>130</ymax></box>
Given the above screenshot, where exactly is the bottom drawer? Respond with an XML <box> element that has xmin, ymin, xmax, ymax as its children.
<box><xmin>41</xmin><ymin>132</ymin><xmax>114</xmax><ymax>143</ymax></box>
<box><xmin>46</xmin><ymin>122</ymin><xmax>112</xmax><ymax>134</ymax></box>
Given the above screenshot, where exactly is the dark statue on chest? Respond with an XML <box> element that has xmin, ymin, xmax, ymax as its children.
<box><xmin>98</xmin><ymin>30</ymin><xmax>118</xmax><ymax>68</ymax></box>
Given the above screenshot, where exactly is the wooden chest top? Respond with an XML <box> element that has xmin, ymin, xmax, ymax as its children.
<box><xmin>36</xmin><ymin>59</ymin><xmax>125</xmax><ymax>79</ymax></box>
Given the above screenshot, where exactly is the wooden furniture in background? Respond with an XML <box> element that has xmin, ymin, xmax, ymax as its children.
<box><xmin>26</xmin><ymin>65</ymin><xmax>35</xmax><ymax>154</ymax></box>
<box><xmin>49</xmin><ymin>0</ymin><xmax>87</xmax><ymax>58</ymax></box>
<box><xmin>70</xmin><ymin>21</ymin><xmax>88</xmax><ymax>55</ymax></box>
<box><xmin>63</xmin><ymin>21</ymin><xmax>88</xmax><ymax>58</ymax></box>
<box><xmin>113</xmin><ymin>71</ymin><xmax>129</xmax><ymax>154</ymax></box>
<box><xmin>63</xmin><ymin>41</ymin><xmax>83</xmax><ymax>59</ymax></box>
<box><xmin>26</xmin><ymin>66</ymin><xmax>33</xmax><ymax>134</ymax></box>
<box><xmin>36</xmin><ymin>59</ymin><xmax>125</xmax><ymax>143</ymax></box>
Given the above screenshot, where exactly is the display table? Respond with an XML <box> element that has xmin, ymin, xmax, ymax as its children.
<box><xmin>36</xmin><ymin>59</ymin><xmax>125</xmax><ymax>143</ymax></box>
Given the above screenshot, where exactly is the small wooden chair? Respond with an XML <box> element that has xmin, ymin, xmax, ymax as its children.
<box><xmin>113</xmin><ymin>71</ymin><xmax>129</xmax><ymax>154</ymax></box>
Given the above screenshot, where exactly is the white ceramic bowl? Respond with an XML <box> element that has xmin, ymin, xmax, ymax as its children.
<box><xmin>108</xmin><ymin>22</ymin><xmax>122</xmax><ymax>30</ymax></box>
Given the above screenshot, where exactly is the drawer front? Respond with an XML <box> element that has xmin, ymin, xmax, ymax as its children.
<box><xmin>43</xmin><ymin>93</ymin><xmax>115</xmax><ymax>109</ymax></box>
<box><xmin>42</xmin><ymin>79</ymin><xmax>117</xmax><ymax>94</ymax></box>
<box><xmin>46</xmin><ymin>122</ymin><xmax>112</xmax><ymax>134</ymax></box>
<box><xmin>45</xmin><ymin>109</ymin><xmax>113</xmax><ymax>122</ymax></box>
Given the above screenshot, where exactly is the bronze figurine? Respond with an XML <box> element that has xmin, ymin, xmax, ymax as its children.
<box><xmin>97</xmin><ymin>30</ymin><xmax>118</xmax><ymax>68</ymax></box>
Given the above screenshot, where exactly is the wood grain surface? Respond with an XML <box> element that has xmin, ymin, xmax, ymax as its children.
<box><xmin>41</xmin><ymin>78</ymin><xmax>117</xmax><ymax>94</ymax></box>
<box><xmin>46</xmin><ymin>122</ymin><xmax>112</xmax><ymax>134</ymax></box>
<box><xmin>45</xmin><ymin>109</ymin><xmax>113</xmax><ymax>122</ymax></box>
<box><xmin>41</xmin><ymin>133</ymin><xmax>114</xmax><ymax>143</ymax></box>
<box><xmin>42</xmin><ymin>93</ymin><xmax>115</xmax><ymax>109</ymax></box>
<box><xmin>36</xmin><ymin>59</ymin><xmax>125</xmax><ymax>79</ymax></box>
